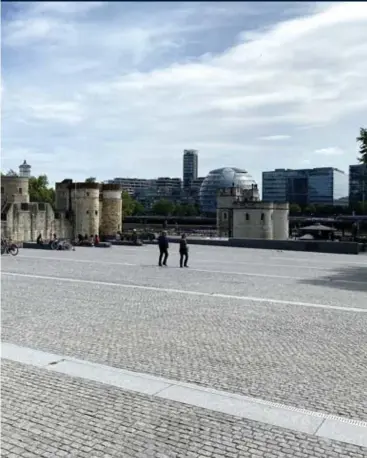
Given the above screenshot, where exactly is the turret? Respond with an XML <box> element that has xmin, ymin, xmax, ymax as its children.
<box><xmin>19</xmin><ymin>160</ymin><xmax>32</xmax><ymax>178</ymax></box>
<box><xmin>70</xmin><ymin>182</ymin><xmax>100</xmax><ymax>237</ymax></box>
<box><xmin>100</xmin><ymin>183</ymin><xmax>122</xmax><ymax>237</ymax></box>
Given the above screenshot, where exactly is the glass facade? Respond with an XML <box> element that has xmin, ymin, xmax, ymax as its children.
<box><xmin>262</xmin><ymin>168</ymin><xmax>348</xmax><ymax>205</ymax></box>
<box><xmin>349</xmin><ymin>164</ymin><xmax>367</xmax><ymax>204</ymax></box>
<box><xmin>183</xmin><ymin>150</ymin><xmax>198</xmax><ymax>190</ymax></box>
<box><xmin>199</xmin><ymin>167</ymin><xmax>257</xmax><ymax>214</ymax></box>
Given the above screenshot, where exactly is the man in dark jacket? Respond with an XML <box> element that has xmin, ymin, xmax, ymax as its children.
<box><xmin>179</xmin><ymin>233</ymin><xmax>189</xmax><ymax>268</ymax></box>
<box><xmin>158</xmin><ymin>231</ymin><xmax>169</xmax><ymax>266</ymax></box>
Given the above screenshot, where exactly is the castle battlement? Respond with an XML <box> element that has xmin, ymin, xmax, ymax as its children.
<box><xmin>2</xmin><ymin>169</ymin><xmax>123</xmax><ymax>242</ymax></box>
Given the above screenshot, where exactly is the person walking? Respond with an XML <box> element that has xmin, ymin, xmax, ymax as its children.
<box><xmin>158</xmin><ymin>231</ymin><xmax>169</xmax><ymax>266</ymax></box>
<box><xmin>179</xmin><ymin>233</ymin><xmax>189</xmax><ymax>268</ymax></box>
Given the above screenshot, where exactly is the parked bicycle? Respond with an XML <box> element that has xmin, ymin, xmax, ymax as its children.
<box><xmin>50</xmin><ymin>239</ymin><xmax>73</xmax><ymax>251</ymax></box>
<box><xmin>1</xmin><ymin>238</ymin><xmax>19</xmax><ymax>256</ymax></box>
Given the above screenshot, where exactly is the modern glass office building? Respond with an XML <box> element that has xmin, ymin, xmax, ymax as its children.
<box><xmin>183</xmin><ymin>150</ymin><xmax>198</xmax><ymax>190</ymax></box>
<box><xmin>199</xmin><ymin>167</ymin><xmax>257</xmax><ymax>214</ymax></box>
<box><xmin>262</xmin><ymin>167</ymin><xmax>348</xmax><ymax>206</ymax></box>
<box><xmin>349</xmin><ymin>164</ymin><xmax>367</xmax><ymax>204</ymax></box>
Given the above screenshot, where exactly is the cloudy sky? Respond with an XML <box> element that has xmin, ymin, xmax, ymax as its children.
<box><xmin>1</xmin><ymin>1</ymin><xmax>367</xmax><ymax>186</ymax></box>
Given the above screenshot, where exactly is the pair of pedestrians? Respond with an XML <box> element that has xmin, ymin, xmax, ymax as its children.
<box><xmin>158</xmin><ymin>232</ymin><xmax>189</xmax><ymax>268</ymax></box>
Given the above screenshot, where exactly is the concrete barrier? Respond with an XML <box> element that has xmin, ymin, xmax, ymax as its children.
<box><xmin>23</xmin><ymin>242</ymin><xmax>52</xmax><ymax>250</ymax></box>
<box><xmin>23</xmin><ymin>241</ymin><xmax>111</xmax><ymax>249</ymax></box>
<box><xmin>110</xmin><ymin>241</ymin><xmax>144</xmax><ymax>247</ymax></box>
<box><xmin>146</xmin><ymin>238</ymin><xmax>362</xmax><ymax>255</ymax></box>
<box><xmin>229</xmin><ymin>239</ymin><xmax>362</xmax><ymax>255</ymax></box>
<box><xmin>23</xmin><ymin>239</ymin><xmax>363</xmax><ymax>255</ymax></box>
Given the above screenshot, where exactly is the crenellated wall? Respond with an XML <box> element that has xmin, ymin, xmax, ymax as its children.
<box><xmin>1</xmin><ymin>202</ymin><xmax>72</xmax><ymax>243</ymax></box>
<box><xmin>3</xmin><ymin>176</ymin><xmax>123</xmax><ymax>242</ymax></box>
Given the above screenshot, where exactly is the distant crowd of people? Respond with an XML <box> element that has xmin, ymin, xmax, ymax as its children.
<box><xmin>76</xmin><ymin>233</ymin><xmax>100</xmax><ymax>245</ymax></box>
<box><xmin>36</xmin><ymin>233</ymin><xmax>100</xmax><ymax>249</ymax></box>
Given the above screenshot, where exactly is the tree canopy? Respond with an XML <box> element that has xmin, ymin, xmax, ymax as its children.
<box><xmin>85</xmin><ymin>177</ymin><xmax>97</xmax><ymax>183</ymax></box>
<box><xmin>29</xmin><ymin>175</ymin><xmax>55</xmax><ymax>206</ymax></box>
<box><xmin>152</xmin><ymin>199</ymin><xmax>175</xmax><ymax>216</ymax></box>
<box><xmin>357</xmin><ymin>127</ymin><xmax>367</xmax><ymax>164</ymax></box>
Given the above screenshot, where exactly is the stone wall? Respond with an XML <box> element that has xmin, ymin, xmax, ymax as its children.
<box><xmin>232</xmin><ymin>203</ymin><xmax>274</xmax><ymax>239</ymax></box>
<box><xmin>158</xmin><ymin>237</ymin><xmax>363</xmax><ymax>255</ymax></box>
<box><xmin>1</xmin><ymin>176</ymin><xmax>30</xmax><ymax>207</ymax></box>
<box><xmin>70</xmin><ymin>185</ymin><xmax>100</xmax><ymax>237</ymax></box>
<box><xmin>2</xmin><ymin>203</ymin><xmax>71</xmax><ymax>243</ymax></box>
<box><xmin>100</xmin><ymin>197</ymin><xmax>122</xmax><ymax>236</ymax></box>
<box><xmin>100</xmin><ymin>185</ymin><xmax>122</xmax><ymax>237</ymax></box>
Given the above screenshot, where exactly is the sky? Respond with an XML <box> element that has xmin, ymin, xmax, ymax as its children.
<box><xmin>1</xmin><ymin>1</ymin><xmax>367</xmax><ymax>186</ymax></box>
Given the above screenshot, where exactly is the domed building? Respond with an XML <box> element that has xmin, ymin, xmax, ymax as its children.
<box><xmin>199</xmin><ymin>167</ymin><xmax>258</xmax><ymax>214</ymax></box>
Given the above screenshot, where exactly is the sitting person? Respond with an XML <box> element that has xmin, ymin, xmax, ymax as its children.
<box><xmin>94</xmin><ymin>234</ymin><xmax>100</xmax><ymax>245</ymax></box>
<box><xmin>49</xmin><ymin>233</ymin><xmax>57</xmax><ymax>247</ymax></box>
<box><xmin>131</xmin><ymin>229</ymin><xmax>138</xmax><ymax>245</ymax></box>
<box><xmin>36</xmin><ymin>233</ymin><xmax>44</xmax><ymax>246</ymax></box>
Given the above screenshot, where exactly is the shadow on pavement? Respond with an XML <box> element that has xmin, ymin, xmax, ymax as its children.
<box><xmin>299</xmin><ymin>265</ymin><xmax>367</xmax><ymax>292</ymax></box>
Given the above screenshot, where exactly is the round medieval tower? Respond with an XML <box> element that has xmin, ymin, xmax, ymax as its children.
<box><xmin>70</xmin><ymin>182</ymin><xmax>100</xmax><ymax>237</ymax></box>
<box><xmin>100</xmin><ymin>183</ymin><xmax>122</xmax><ymax>237</ymax></box>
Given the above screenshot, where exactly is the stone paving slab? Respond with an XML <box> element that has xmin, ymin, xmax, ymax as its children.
<box><xmin>2</xmin><ymin>360</ymin><xmax>367</xmax><ymax>458</ymax></box>
<box><xmin>4</xmin><ymin>249</ymin><xmax>367</xmax><ymax>306</ymax></box>
<box><xmin>2</xmin><ymin>272</ymin><xmax>367</xmax><ymax>421</ymax></box>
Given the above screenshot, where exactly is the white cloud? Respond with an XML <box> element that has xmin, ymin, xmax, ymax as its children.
<box><xmin>1</xmin><ymin>1</ymin><xmax>367</xmax><ymax>184</ymax></box>
<box><xmin>259</xmin><ymin>135</ymin><xmax>291</xmax><ymax>141</ymax></box>
<box><xmin>30</xmin><ymin>2</ymin><xmax>104</xmax><ymax>15</ymax></box>
<box><xmin>314</xmin><ymin>147</ymin><xmax>344</xmax><ymax>156</ymax></box>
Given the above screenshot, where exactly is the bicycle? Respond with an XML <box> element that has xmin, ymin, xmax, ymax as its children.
<box><xmin>51</xmin><ymin>239</ymin><xmax>73</xmax><ymax>251</ymax></box>
<box><xmin>1</xmin><ymin>239</ymin><xmax>19</xmax><ymax>256</ymax></box>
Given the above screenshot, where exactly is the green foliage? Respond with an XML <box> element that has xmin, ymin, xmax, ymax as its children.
<box><xmin>357</xmin><ymin>127</ymin><xmax>367</xmax><ymax>164</ymax></box>
<box><xmin>29</xmin><ymin>175</ymin><xmax>55</xmax><ymax>206</ymax></box>
<box><xmin>121</xmin><ymin>191</ymin><xmax>137</xmax><ymax>218</ymax></box>
<box><xmin>304</xmin><ymin>204</ymin><xmax>316</xmax><ymax>215</ymax></box>
<box><xmin>350</xmin><ymin>201</ymin><xmax>367</xmax><ymax>215</ymax></box>
<box><xmin>173</xmin><ymin>203</ymin><xmax>199</xmax><ymax>217</ymax></box>
<box><xmin>152</xmin><ymin>199</ymin><xmax>175</xmax><ymax>216</ymax></box>
<box><xmin>289</xmin><ymin>204</ymin><xmax>302</xmax><ymax>214</ymax></box>
<box><xmin>85</xmin><ymin>177</ymin><xmax>97</xmax><ymax>183</ymax></box>
<box><xmin>132</xmin><ymin>201</ymin><xmax>145</xmax><ymax>216</ymax></box>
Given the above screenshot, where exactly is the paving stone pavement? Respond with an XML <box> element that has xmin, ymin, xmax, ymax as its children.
<box><xmin>2</xmin><ymin>360</ymin><xmax>367</xmax><ymax>458</ymax></box>
<box><xmin>2</xmin><ymin>247</ymin><xmax>367</xmax><ymax>421</ymax></box>
<box><xmin>2</xmin><ymin>246</ymin><xmax>367</xmax><ymax>457</ymax></box>
<box><xmin>4</xmin><ymin>248</ymin><xmax>367</xmax><ymax>307</ymax></box>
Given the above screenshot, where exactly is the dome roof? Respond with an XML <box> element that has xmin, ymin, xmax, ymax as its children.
<box><xmin>199</xmin><ymin>167</ymin><xmax>257</xmax><ymax>214</ymax></box>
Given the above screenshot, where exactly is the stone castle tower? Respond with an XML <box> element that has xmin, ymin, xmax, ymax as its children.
<box><xmin>216</xmin><ymin>185</ymin><xmax>289</xmax><ymax>240</ymax></box>
<box><xmin>55</xmin><ymin>180</ymin><xmax>123</xmax><ymax>238</ymax></box>
<box><xmin>1</xmin><ymin>161</ymin><xmax>31</xmax><ymax>209</ymax></box>
<box><xmin>100</xmin><ymin>184</ymin><xmax>123</xmax><ymax>237</ymax></box>
<box><xmin>1</xmin><ymin>161</ymin><xmax>123</xmax><ymax>242</ymax></box>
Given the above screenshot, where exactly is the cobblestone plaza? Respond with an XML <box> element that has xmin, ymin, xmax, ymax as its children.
<box><xmin>1</xmin><ymin>245</ymin><xmax>367</xmax><ymax>457</ymax></box>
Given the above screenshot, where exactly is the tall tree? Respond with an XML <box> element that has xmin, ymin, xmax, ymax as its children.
<box><xmin>121</xmin><ymin>191</ymin><xmax>136</xmax><ymax>218</ymax></box>
<box><xmin>85</xmin><ymin>177</ymin><xmax>97</xmax><ymax>183</ymax></box>
<box><xmin>152</xmin><ymin>199</ymin><xmax>175</xmax><ymax>216</ymax></box>
<box><xmin>304</xmin><ymin>204</ymin><xmax>316</xmax><ymax>215</ymax></box>
<box><xmin>132</xmin><ymin>201</ymin><xmax>145</xmax><ymax>216</ymax></box>
<box><xmin>357</xmin><ymin>127</ymin><xmax>367</xmax><ymax>164</ymax></box>
<box><xmin>29</xmin><ymin>175</ymin><xmax>55</xmax><ymax>206</ymax></box>
<box><xmin>289</xmin><ymin>204</ymin><xmax>301</xmax><ymax>215</ymax></box>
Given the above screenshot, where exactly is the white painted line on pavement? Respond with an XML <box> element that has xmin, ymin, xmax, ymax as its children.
<box><xmin>9</xmin><ymin>254</ymin><xmax>367</xmax><ymax>286</ymax></box>
<box><xmin>16</xmin><ymin>253</ymin><xmax>335</xmax><ymax>272</ymax></box>
<box><xmin>2</xmin><ymin>342</ymin><xmax>367</xmax><ymax>447</ymax></box>
<box><xmin>2</xmin><ymin>271</ymin><xmax>367</xmax><ymax>313</ymax></box>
